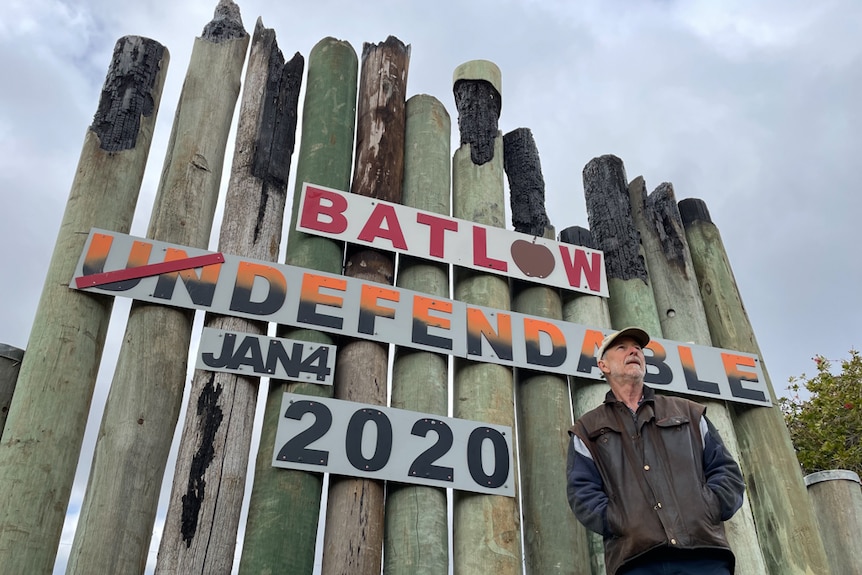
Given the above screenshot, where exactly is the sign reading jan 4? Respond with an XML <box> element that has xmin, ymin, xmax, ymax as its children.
<box><xmin>196</xmin><ymin>327</ymin><xmax>336</xmax><ymax>385</ymax></box>
<box><xmin>70</xmin><ymin>229</ymin><xmax>771</xmax><ymax>407</ymax></box>
<box><xmin>273</xmin><ymin>393</ymin><xmax>515</xmax><ymax>497</ymax></box>
<box><xmin>296</xmin><ymin>183</ymin><xmax>609</xmax><ymax>297</ymax></box>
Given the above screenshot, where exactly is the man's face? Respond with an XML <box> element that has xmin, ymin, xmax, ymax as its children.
<box><xmin>597</xmin><ymin>336</ymin><xmax>645</xmax><ymax>381</ymax></box>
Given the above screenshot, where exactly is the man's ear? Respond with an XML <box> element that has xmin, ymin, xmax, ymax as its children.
<box><xmin>596</xmin><ymin>357</ymin><xmax>610</xmax><ymax>375</ymax></box>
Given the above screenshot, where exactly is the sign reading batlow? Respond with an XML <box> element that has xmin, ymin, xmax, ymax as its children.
<box><xmin>70</xmin><ymin>229</ymin><xmax>771</xmax><ymax>407</ymax></box>
<box><xmin>273</xmin><ymin>393</ymin><xmax>515</xmax><ymax>497</ymax></box>
<box><xmin>196</xmin><ymin>327</ymin><xmax>336</xmax><ymax>385</ymax></box>
<box><xmin>296</xmin><ymin>182</ymin><xmax>609</xmax><ymax>297</ymax></box>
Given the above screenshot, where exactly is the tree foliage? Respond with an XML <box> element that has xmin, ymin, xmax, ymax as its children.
<box><xmin>779</xmin><ymin>350</ymin><xmax>862</xmax><ymax>476</ymax></box>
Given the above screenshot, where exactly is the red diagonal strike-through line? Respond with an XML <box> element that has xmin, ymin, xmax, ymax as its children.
<box><xmin>74</xmin><ymin>253</ymin><xmax>226</xmax><ymax>289</ymax></box>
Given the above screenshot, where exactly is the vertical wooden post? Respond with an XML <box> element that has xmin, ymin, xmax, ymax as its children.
<box><xmin>0</xmin><ymin>35</ymin><xmax>168</xmax><ymax>573</ymax></box>
<box><xmin>240</xmin><ymin>36</ymin><xmax>357</xmax><ymax>575</ymax></box>
<box><xmin>156</xmin><ymin>19</ymin><xmax>301</xmax><ymax>574</ymax></box>
<box><xmin>67</xmin><ymin>3</ymin><xmax>248</xmax><ymax>573</ymax></box>
<box><xmin>680</xmin><ymin>198</ymin><xmax>830</xmax><ymax>575</ymax></box>
<box><xmin>0</xmin><ymin>344</ymin><xmax>24</xmax><ymax>437</ymax></box>
<box><xmin>582</xmin><ymin>155</ymin><xmax>662</xmax><ymax>336</ymax></box>
<box><xmin>383</xmin><ymin>94</ymin><xmax>451</xmax><ymax>575</ymax></box>
<box><xmin>450</xmin><ymin>60</ymin><xmax>522</xmax><ymax>575</ymax></box>
<box><xmin>505</xmin><ymin>128</ymin><xmax>587</xmax><ymax>573</ymax></box>
<box><xmin>321</xmin><ymin>35</ymin><xmax>410</xmax><ymax>575</ymax></box>
<box><xmin>559</xmin><ymin>225</ymin><xmax>612</xmax><ymax>575</ymax></box>
<box><xmin>804</xmin><ymin>470</ymin><xmax>862</xmax><ymax>575</ymax></box>
<box><xmin>628</xmin><ymin>178</ymin><xmax>767</xmax><ymax>575</ymax></box>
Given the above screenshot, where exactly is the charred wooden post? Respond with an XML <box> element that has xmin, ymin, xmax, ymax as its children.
<box><xmin>0</xmin><ymin>35</ymin><xmax>168</xmax><ymax>573</ymax></box>
<box><xmin>321</xmin><ymin>35</ymin><xmax>410</xmax><ymax>575</ymax></box>
<box><xmin>582</xmin><ymin>155</ymin><xmax>661</xmax><ymax>335</ymax></box>
<box><xmin>559</xmin><ymin>225</ymin><xmax>612</xmax><ymax>575</ymax></box>
<box><xmin>450</xmin><ymin>60</ymin><xmax>522</xmax><ymax>575</ymax></box>
<box><xmin>240</xmin><ymin>36</ymin><xmax>357</xmax><ymax>574</ymax></box>
<box><xmin>505</xmin><ymin>130</ymin><xmax>586</xmax><ymax>573</ymax></box>
<box><xmin>628</xmin><ymin>178</ymin><xmax>767</xmax><ymax>575</ymax></box>
<box><xmin>0</xmin><ymin>344</ymin><xmax>24</xmax><ymax>437</ymax></box>
<box><xmin>156</xmin><ymin>20</ymin><xmax>301</xmax><ymax>574</ymax></box>
<box><xmin>680</xmin><ymin>198</ymin><xmax>830</xmax><ymax>575</ymax></box>
<box><xmin>383</xmin><ymin>94</ymin><xmax>451</xmax><ymax>575</ymax></box>
<box><xmin>804</xmin><ymin>471</ymin><xmax>862</xmax><ymax>575</ymax></box>
<box><xmin>67</xmin><ymin>3</ymin><xmax>248</xmax><ymax>573</ymax></box>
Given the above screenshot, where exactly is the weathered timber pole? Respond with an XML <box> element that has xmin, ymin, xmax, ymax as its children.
<box><xmin>559</xmin><ymin>225</ymin><xmax>611</xmax><ymax>575</ymax></box>
<box><xmin>67</xmin><ymin>4</ymin><xmax>248</xmax><ymax>573</ymax></box>
<box><xmin>582</xmin><ymin>155</ymin><xmax>662</xmax><ymax>335</ymax></box>
<box><xmin>680</xmin><ymin>198</ymin><xmax>830</xmax><ymax>575</ymax></box>
<box><xmin>628</xmin><ymin>178</ymin><xmax>767</xmax><ymax>575</ymax></box>
<box><xmin>383</xmin><ymin>94</ymin><xmax>451</xmax><ymax>575</ymax></box>
<box><xmin>320</xmin><ymin>35</ymin><xmax>410</xmax><ymax>575</ymax></box>
<box><xmin>239</xmin><ymin>36</ymin><xmax>357</xmax><ymax>574</ymax></box>
<box><xmin>0</xmin><ymin>36</ymin><xmax>168</xmax><ymax>573</ymax></box>
<box><xmin>450</xmin><ymin>60</ymin><xmax>522</xmax><ymax>575</ymax></box>
<box><xmin>505</xmin><ymin>128</ymin><xmax>587</xmax><ymax>574</ymax></box>
<box><xmin>804</xmin><ymin>470</ymin><xmax>862</xmax><ymax>575</ymax></box>
<box><xmin>155</xmin><ymin>20</ymin><xmax>301</xmax><ymax>574</ymax></box>
<box><xmin>0</xmin><ymin>344</ymin><xmax>24</xmax><ymax>436</ymax></box>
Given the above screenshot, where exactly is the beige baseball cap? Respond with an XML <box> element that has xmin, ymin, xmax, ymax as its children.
<box><xmin>597</xmin><ymin>327</ymin><xmax>650</xmax><ymax>359</ymax></box>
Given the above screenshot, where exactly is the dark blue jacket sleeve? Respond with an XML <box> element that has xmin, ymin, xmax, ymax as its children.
<box><xmin>566</xmin><ymin>433</ymin><xmax>610</xmax><ymax>536</ymax></box>
<box><xmin>701</xmin><ymin>415</ymin><xmax>745</xmax><ymax>521</ymax></box>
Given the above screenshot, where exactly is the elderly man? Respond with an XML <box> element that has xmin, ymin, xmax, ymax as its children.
<box><xmin>566</xmin><ymin>327</ymin><xmax>745</xmax><ymax>575</ymax></box>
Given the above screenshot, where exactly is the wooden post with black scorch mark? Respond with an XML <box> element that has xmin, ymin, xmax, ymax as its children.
<box><xmin>583</xmin><ymin>155</ymin><xmax>662</xmax><ymax>336</ymax></box>
<box><xmin>383</xmin><ymin>94</ymin><xmax>451</xmax><ymax>575</ymax></box>
<box><xmin>0</xmin><ymin>344</ymin><xmax>24</xmax><ymax>438</ymax></box>
<box><xmin>680</xmin><ymin>198</ymin><xmax>830</xmax><ymax>575</ymax></box>
<box><xmin>320</xmin><ymin>35</ymin><xmax>410</xmax><ymax>575</ymax></box>
<box><xmin>240</xmin><ymin>37</ymin><xmax>357</xmax><ymax>574</ymax></box>
<box><xmin>504</xmin><ymin>127</ymin><xmax>589</xmax><ymax>574</ymax></box>
<box><xmin>627</xmin><ymin>178</ymin><xmax>767</xmax><ymax>575</ymax></box>
<box><xmin>559</xmin><ymin>225</ymin><xmax>613</xmax><ymax>575</ymax></box>
<box><xmin>0</xmin><ymin>35</ymin><xmax>168</xmax><ymax>574</ymax></box>
<box><xmin>67</xmin><ymin>3</ymin><xmax>249</xmax><ymax>574</ymax></box>
<box><xmin>155</xmin><ymin>19</ymin><xmax>302</xmax><ymax>574</ymax></box>
<box><xmin>450</xmin><ymin>60</ymin><xmax>523</xmax><ymax>575</ymax></box>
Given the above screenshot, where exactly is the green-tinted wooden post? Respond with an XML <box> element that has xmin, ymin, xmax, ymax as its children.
<box><xmin>505</xmin><ymin>128</ymin><xmax>587</xmax><ymax>574</ymax></box>
<box><xmin>0</xmin><ymin>344</ymin><xmax>24</xmax><ymax>437</ymax></box>
<box><xmin>0</xmin><ymin>36</ymin><xmax>167</xmax><ymax>573</ymax></box>
<box><xmin>559</xmin><ymin>225</ymin><xmax>611</xmax><ymax>575</ymax></box>
<box><xmin>582</xmin><ymin>156</ymin><xmax>661</xmax><ymax>336</ymax></box>
<box><xmin>451</xmin><ymin>60</ymin><xmax>522</xmax><ymax>575</ymax></box>
<box><xmin>383</xmin><ymin>94</ymin><xmax>451</xmax><ymax>575</ymax></box>
<box><xmin>321</xmin><ymin>35</ymin><xmax>409</xmax><ymax>575</ymax></box>
<box><xmin>628</xmin><ymin>178</ymin><xmax>767</xmax><ymax>575</ymax></box>
<box><xmin>804</xmin><ymin>470</ymin><xmax>862</xmax><ymax>575</ymax></box>
<box><xmin>156</xmin><ymin>20</ymin><xmax>301</xmax><ymax>574</ymax></box>
<box><xmin>680</xmin><ymin>198</ymin><xmax>830</xmax><ymax>575</ymax></box>
<box><xmin>67</xmin><ymin>4</ymin><xmax>248</xmax><ymax>573</ymax></box>
<box><xmin>240</xmin><ymin>36</ymin><xmax>357</xmax><ymax>575</ymax></box>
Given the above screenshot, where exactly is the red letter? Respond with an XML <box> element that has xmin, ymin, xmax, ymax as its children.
<box><xmin>357</xmin><ymin>203</ymin><xmax>408</xmax><ymax>249</ymax></box>
<box><xmin>416</xmin><ymin>213</ymin><xmax>458</xmax><ymax>258</ymax></box>
<box><xmin>299</xmin><ymin>185</ymin><xmax>348</xmax><ymax>234</ymax></box>
<box><xmin>472</xmin><ymin>226</ymin><xmax>507</xmax><ymax>272</ymax></box>
<box><xmin>559</xmin><ymin>245</ymin><xmax>601</xmax><ymax>293</ymax></box>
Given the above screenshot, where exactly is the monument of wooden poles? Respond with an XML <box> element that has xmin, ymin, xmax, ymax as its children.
<box><xmin>0</xmin><ymin>1</ymin><xmax>855</xmax><ymax>574</ymax></box>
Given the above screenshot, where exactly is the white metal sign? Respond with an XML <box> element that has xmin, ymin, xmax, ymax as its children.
<box><xmin>196</xmin><ymin>327</ymin><xmax>336</xmax><ymax>385</ymax></box>
<box><xmin>296</xmin><ymin>182</ymin><xmax>609</xmax><ymax>297</ymax></box>
<box><xmin>272</xmin><ymin>393</ymin><xmax>515</xmax><ymax>496</ymax></box>
<box><xmin>70</xmin><ymin>229</ymin><xmax>772</xmax><ymax>407</ymax></box>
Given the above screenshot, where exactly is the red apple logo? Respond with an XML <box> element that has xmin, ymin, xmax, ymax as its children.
<box><xmin>510</xmin><ymin>239</ymin><xmax>556</xmax><ymax>278</ymax></box>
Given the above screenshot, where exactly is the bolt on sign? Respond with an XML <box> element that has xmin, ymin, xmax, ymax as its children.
<box><xmin>272</xmin><ymin>394</ymin><xmax>515</xmax><ymax>497</ymax></box>
<box><xmin>70</xmin><ymin>228</ymin><xmax>772</xmax><ymax>407</ymax></box>
<box><xmin>296</xmin><ymin>182</ymin><xmax>609</xmax><ymax>297</ymax></box>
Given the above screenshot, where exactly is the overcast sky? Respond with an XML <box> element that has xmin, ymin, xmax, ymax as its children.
<box><xmin>2</xmin><ymin>0</ymin><xmax>860</xmax><ymax>572</ymax></box>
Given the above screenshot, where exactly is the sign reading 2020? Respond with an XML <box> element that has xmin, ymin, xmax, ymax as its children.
<box><xmin>70</xmin><ymin>228</ymin><xmax>771</xmax><ymax>407</ymax></box>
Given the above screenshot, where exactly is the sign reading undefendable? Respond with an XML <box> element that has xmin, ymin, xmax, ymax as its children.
<box><xmin>70</xmin><ymin>229</ymin><xmax>771</xmax><ymax>406</ymax></box>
